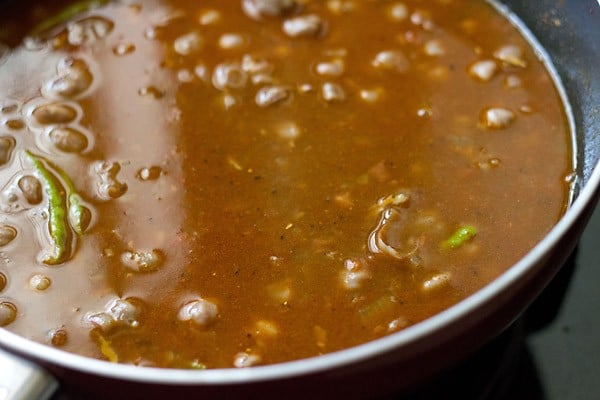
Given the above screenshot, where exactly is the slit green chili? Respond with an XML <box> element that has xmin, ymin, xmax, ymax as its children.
<box><xmin>67</xmin><ymin>194</ymin><xmax>92</xmax><ymax>235</ymax></box>
<box><xmin>441</xmin><ymin>225</ymin><xmax>477</xmax><ymax>250</ymax></box>
<box><xmin>29</xmin><ymin>0</ymin><xmax>109</xmax><ymax>36</ymax></box>
<box><xmin>45</xmin><ymin>159</ymin><xmax>92</xmax><ymax>235</ymax></box>
<box><xmin>24</xmin><ymin>151</ymin><xmax>72</xmax><ymax>265</ymax></box>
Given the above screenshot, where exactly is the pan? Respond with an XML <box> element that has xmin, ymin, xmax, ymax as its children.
<box><xmin>0</xmin><ymin>0</ymin><xmax>599</xmax><ymax>398</ymax></box>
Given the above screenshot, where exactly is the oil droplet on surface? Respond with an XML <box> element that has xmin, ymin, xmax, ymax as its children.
<box><xmin>113</xmin><ymin>42</ymin><xmax>136</xmax><ymax>56</ymax></box>
<box><xmin>136</xmin><ymin>166</ymin><xmax>162</xmax><ymax>181</ymax></box>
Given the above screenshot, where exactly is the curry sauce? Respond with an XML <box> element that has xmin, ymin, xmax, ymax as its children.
<box><xmin>0</xmin><ymin>0</ymin><xmax>572</xmax><ymax>368</ymax></box>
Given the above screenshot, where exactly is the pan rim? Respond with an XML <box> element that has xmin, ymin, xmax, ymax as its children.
<box><xmin>0</xmin><ymin>0</ymin><xmax>597</xmax><ymax>387</ymax></box>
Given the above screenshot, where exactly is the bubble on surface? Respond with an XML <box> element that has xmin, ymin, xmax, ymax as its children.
<box><xmin>0</xmin><ymin>136</ymin><xmax>15</xmax><ymax>166</ymax></box>
<box><xmin>49</xmin><ymin>328</ymin><xmax>68</xmax><ymax>347</ymax></box>
<box><xmin>113</xmin><ymin>42</ymin><xmax>136</xmax><ymax>56</ymax></box>
<box><xmin>67</xmin><ymin>16</ymin><xmax>114</xmax><ymax>46</ymax></box>
<box><xmin>0</xmin><ymin>225</ymin><xmax>16</xmax><ymax>247</ymax></box>
<box><xmin>4</xmin><ymin>119</ymin><xmax>25</xmax><ymax>130</ymax></box>
<box><xmin>136</xmin><ymin>166</ymin><xmax>162</xmax><ymax>181</ymax></box>
<box><xmin>18</xmin><ymin>175</ymin><xmax>43</xmax><ymax>205</ymax></box>
<box><xmin>48</xmin><ymin>126</ymin><xmax>89</xmax><ymax>153</ymax></box>
<box><xmin>121</xmin><ymin>249</ymin><xmax>164</xmax><ymax>272</ymax></box>
<box><xmin>0</xmin><ymin>301</ymin><xmax>17</xmax><ymax>326</ymax></box>
<box><xmin>30</xmin><ymin>274</ymin><xmax>52</xmax><ymax>291</ymax></box>
<box><xmin>44</xmin><ymin>58</ymin><xmax>94</xmax><ymax>99</ymax></box>
<box><xmin>32</xmin><ymin>102</ymin><xmax>78</xmax><ymax>125</ymax></box>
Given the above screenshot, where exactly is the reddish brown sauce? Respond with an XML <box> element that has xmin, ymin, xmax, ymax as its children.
<box><xmin>0</xmin><ymin>0</ymin><xmax>572</xmax><ymax>368</ymax></box>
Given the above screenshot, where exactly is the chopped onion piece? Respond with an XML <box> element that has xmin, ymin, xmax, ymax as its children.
<box><xmin>359</xmin><ymin>87</ymin><xmax>384</xmax><ymax>103</ymax></box>
<box><xmin>315</xmin><ymin>59</ymin><xmax>345</xmax><ymax>77</ymax></box>
<box><xmin>504</xmin><ymin>74</ymin><xmax>522</xmax><ymax>89</ymax></box>
<box><xmin>321</xmin><ymin>82</ymin><xmax>345</xmax><ymax>102</ymax></box>
<box><xmin>219</xmin><ymin>33</ymin><xmax>245</xmax><ymax>50</ymax></box>
<box><xmin>372</xmin><ymin>50</ymin><xmax>409</xmax><ymax>73</ymax></box>
<box><xmin>173</xmin><ymin>32</ymin><xmax>203</xmax><ymax>56</ymax></box>
<box><xmin>275</xmin><ymin>121</ymin><xmax>301</xmax><ymax>140</ymax></box>
<box><xmin>424</xmin><ymin>39</ymin><xmax>445</xmax><ymax>56</ymax></box>
<box><xmin>422</xmin><ymin>273</ymin><xmax>451</xmax><ymax>291</ymax></box>
<box><xmin>234</xmin><ymin>352</ymin><xmax>262</xmax><ymax>368</ymax></box>
<box><xmin>212</xmin><ymin>62</ymin><xmax>247</xmax><ymax>91</ymax></box>
<box><xmin>199</xmin><ymin>9</ymin><xmax>221</xmax><ymax>25</ymax></box>
<box><xmin>283</xmin><ymin>15</ymin><xmax>325</xmax><ymax>38</ymax></box>
<box><xmin>481</xmin><ymin>107</ymin><xmax>515</xmax><ymax>129</ymax></box>
<box><xmin>178</xmin><ymin>298</ymin><xmax>219</xmax><ymax>326</ymax></box>
<box><xmin>388</xmin><ymin>3</ymin><xmax>408</xmax><ymax>22</ymax></box>
<box><xmin>468</xmin><ymin>60</ymin><xmax>498</xmax><ymax>81</ymax></box>
<box><xmin>494</xmin><ymin>45</ymin><xmax>527</xmax><ymax>67</ymax></box>
<box><xmin>254</xmin><ymin>320</ymin><xmax>279</xmax><ymax>337</ymax></box>
<box><xmin>326</xmin><ymin>0</ymin><xmax>355</xmax><ymax>15</ymax></box>
<box><xmin>255</xmin><ymin>85</ymin><xmax>291</xmax><ymax>107</ymax></box>
<box><xmin>108</xmin><ymin>298</ymin><xmax>141</xmax><ymax>327</ymax></box>
<box><xmin>242</xmin><ymin>0</ymin><xmax>300</xmax><ymax>20</ymax></box>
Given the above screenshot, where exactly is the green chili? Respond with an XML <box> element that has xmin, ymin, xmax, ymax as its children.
<box><xmin>29</xmin><ymin>0</ymin><xmax>109</xmax><ymax>36</ymax></box>
<box><xmin>24</xmin><ymin>151</ymin><xmax>72</xmax><ymax>265</ymax></box>
<box><xmin>441</xmin><ymin>225</ymin><xmax>477</xmax><ymax>250</ymax></box>
<box><xmin>30</xmin><ymin>153</ymin><xmax>91</xmax><ymax>234</ymax></box>
<box><xmin>67</xmin><ymin>195</ymin><xmax>91</xmax><ymax>235</ymax></box>
<box><xmin>46</xmin><ymin>160</ymin><xmax>92</xmax><ymax>235</ymax></box>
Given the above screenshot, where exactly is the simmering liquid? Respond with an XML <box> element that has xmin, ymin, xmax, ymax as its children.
<box><xmin>0</xmin><ymin>0</ymin><xmax>572</xmax><ymax>368</ymax></box>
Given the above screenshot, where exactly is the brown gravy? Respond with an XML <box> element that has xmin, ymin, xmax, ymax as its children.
<box><xmin>0</xmin><ymin>0</ymin><xmax>572</xmax><ymax>368</ymax></box>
